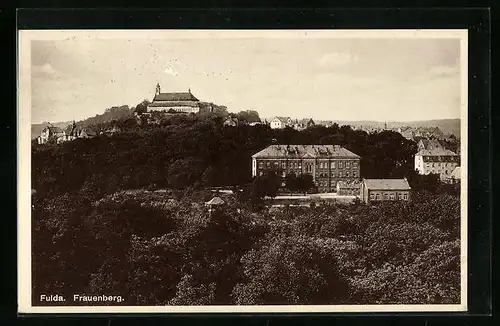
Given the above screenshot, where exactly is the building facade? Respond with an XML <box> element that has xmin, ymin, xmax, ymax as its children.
<box><xmin>360</xmin><ymin>178</ymin><xmax>411</xmax><ymax>204</ymax></box>
<box><xmin>414</xmin><ymin>148</ymin><xmax>460</xmax><ymax>181</ymax></box>
<box><xmin>147</xmin><ymin>83</ymin><xmax>200</xmax><ymax>114</ymax></box>
<box><xmin>251</xmin><ymin>144</ymin><xmax>361</xmax><ymax>193</ymax></box>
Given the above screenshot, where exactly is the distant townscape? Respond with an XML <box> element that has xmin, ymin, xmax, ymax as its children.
<box><xmin>31</xmin><ymin>83</ymin><xmax>462</xmax><ymax>306</ymax></box>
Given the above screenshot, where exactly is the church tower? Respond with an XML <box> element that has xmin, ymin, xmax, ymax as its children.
<box><xmin>155</xmin><ymin>83</ymin><xmax>161</xmax><ymax>96</ymax></box>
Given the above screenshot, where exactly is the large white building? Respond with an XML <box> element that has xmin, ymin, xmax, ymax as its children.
<box><xmin>147</xmin><ymin>83</ymin><xmax>200</xmax><ymax>114</ymax></box>
<box><xmin>414</xmin><ymin>148</ymin><xmax>460</xmax><ymax>181</ymax></box>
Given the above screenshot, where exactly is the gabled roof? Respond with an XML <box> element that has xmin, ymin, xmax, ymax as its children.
<box><xmin>363</xmin><ymin>178</ymin><xmax>411</xmax><ymax>190</ymax></box>
<box><xmin>252</xmin><ymin>144</ymin><xmax>361</xmax><ymax>159</ymax></box>
<box><xmin>153</xmin><ymin>92</ymin><xmax>199</xmax><ymax>102</ymax></box>
<box><xmin>416</xmin><ymin>148</ymin><xmax>458</xmax><ymax>156</ymax></box>
<box><xmin>205</xmin><ymin>196</ymin><xmax>225</xmax><ymax>205</ymax></box>
<box><xmin>271</xmin><ymin>116</ymin><xmax>291</xmax><ymax>124</ymax></box>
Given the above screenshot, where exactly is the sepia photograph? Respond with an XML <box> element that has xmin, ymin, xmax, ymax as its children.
<box><xmin>18</xmin><ymin>29</ymin><xmax>468</xmax><ymax>313</ymax></box>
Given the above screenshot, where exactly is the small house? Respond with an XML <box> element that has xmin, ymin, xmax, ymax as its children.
<box><xmin>360</xmin><ymin>178</ymin><xmax>411</xmax><ymax>204</ymax></box>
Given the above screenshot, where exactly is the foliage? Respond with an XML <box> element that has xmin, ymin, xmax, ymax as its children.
<box><xmin>31</xmin><ymin>116</ymin><xmax>460</xmax><ymax>306</ymax></box>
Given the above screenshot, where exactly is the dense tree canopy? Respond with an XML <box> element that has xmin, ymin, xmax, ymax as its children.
<box><xmin>31</xmin><ymin>114</ymin><xmax>460</xmax><ymax>306</ymax></box>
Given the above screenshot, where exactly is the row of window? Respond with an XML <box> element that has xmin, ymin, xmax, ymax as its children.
<box><xmin>423</xmin><ymin>156</ymin><xmax>459</xmax><ymax>161</ymax></box>
<box><xmin>425</xmin><ymin>162</ymin><xmax>458</xmax><ymax>167</ymax></box>
<box><xmin>317</xmin><ymin>171</ymin><xmax>357</xmax><ymax>178</ymax></box>
<box><xmin>369</xmin><ymin>192</ymin><xmax>408</xmax><ymax>200</ymax></box>
<box><xmin>257</xmin><ymin>161</ymin><xmax>359</xmax><ymax>170</ymax></box>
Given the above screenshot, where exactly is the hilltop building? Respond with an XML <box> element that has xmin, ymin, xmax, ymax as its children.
<box><xmin>360</xmin><ymin>178</ymin><xmax>411</xmax><ymax>204</ymax></box>
<box><xmin>416</xmin><ymin>138</ymin><xmax>448</xmax><ymax>152</ymax></box>
<box><xmin>414</xmin><ymin>148</ymin><xmax>460</xmax><ymax>181</ymax></box>
<box><xmin>147</xmin><ymin>83</ymin><xmax>200</xmax><ymax>114</ymax></box>
<box><xmin>252</xmin><ymin>144</ymin><xmax>361</xmax><ymax>193</ymax></box>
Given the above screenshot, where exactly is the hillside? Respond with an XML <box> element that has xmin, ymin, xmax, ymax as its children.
<box><xmin>31</xmin><ymin>105</ymin><xmax>134</xmax><ymax>139</ymax></box>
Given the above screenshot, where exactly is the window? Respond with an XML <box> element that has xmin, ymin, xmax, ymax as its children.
<box><xmin>298</xmin><ymin>162</ymin><xmax>302</xmax><ymax>168</ymax></box>
<box><xmin>353</xmin><ymin>161</ymin><xmax>358</xmax><ymax>168</ymax></box>
<box><xmin>346</xmin><ymin>171</ymin><xmax>350</xmax><ymax>177</ymax></box>
<box><xmin>346</xmin><ymin>162</ymin><xmax>350</xmax><ymax>168</ymax></box>
<box><xmin>398</xmin><ymin>193</ymin><xmax>402</xmax><ymax>200</ymax></box>
<box><xmin>403</xmin><ymin>193</ymin><xmax>408</xmax><ymax>200</ymax></box>
<box><xmin>282</xmin><ymin>162</ymin><xmax>286</xmax><ymax>169</ymax></box>
<box><xmin>266</xmin><ymin>162</ymin><xmax>270</xmax><ymax>168</ymax></box>
<box><xmin>274</xmin><ymin>162</ymin><xmax>279</xmax><ymax>168</ymax></box>
<box><xmin>390</xmin><ymin>193</ymin><xmax>395</xmax><ymax>200</ymax></box>
<box><xmin>259</xmin><ymin>171</ymin><xmax>263</xmax><ymax>176</ymax></box>
<box><xmin>384</xmin><ymin>193</ymin><xmax>388</xmax><ymax>200</ymax></box>
<box><xmin>370</xmin><ymin>193</ymin><xmax>375</xmax><ymax>200</ymax></box>
<box><xmin>339</xmin><ymin>172</ymin><xmax>342</xmax><ymax>178</ymax></box>
<box><xmin>353</xmin><ymin>171</ymin><xmax>357</xmax><ymax>177</ymax></box>
<box><xmin>258</xmin><ymin>162</ymin><xmax>263</xmax><ymax>169</ymax></box>
<box><xmin>331</xmin><ymin>162</ymin><xmax>335</xmax><ymax>169</ymax></box>
<box><xmin>331</xmin><ymin>172</ymin><xmax>335</xmax><ymax>177</ymax></box>
<box><xmin>339</xmin><ymin>162</ymin><xmax>343</xmax><ymax>169</ymax></box>
<box><xmin>376</xmin><ymin>194</ymin><xmax>381</xmax><ymax>200</ymax></box>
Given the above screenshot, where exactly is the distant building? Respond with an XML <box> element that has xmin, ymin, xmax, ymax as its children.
<box><xmin>360</xmin><ymin>178</ymin><xmax>411</xmax><ymax>204</ymax></box>
<box><xmin>252</xmin><ymin>144</ymin><xmax>361</xmax><ymax>193</ymax></box>
<box><xmin>414</xmin><ymin>127</ymin><xmax>445</xmax><ymax>140</ymax></box>
<box><xmin>414</xmin><ymin>148</ymin><xmax>460</xmax><ymax>181</ymax></box>
<box><xmin>337</xmin><ymin>180</ymin><xmax>361</xmax><ymax>196</ymax></box>
<box><xmin>269</xmin><ymin>116</ymin><xmax>293</xmax><ymax>129</ymax></box>
<box><xmin>37</xmin><ymin>124</ymin><xmax>65</xmax><ymax>144</ymax></box>
<box><xmin>147</xmin><ymin>83</ymin><xmax>200</xmax><ymax>114</ymax></box>
<box><xmin>292</xmin><ymin>118</ymin><xmax>315</xmax><ymax>131</ymax></box>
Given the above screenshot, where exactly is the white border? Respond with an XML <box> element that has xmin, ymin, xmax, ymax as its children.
<box><xmin>18</xmin><ymin>29</ymin><xmax>468</xmax><ymax>314</ymax></box>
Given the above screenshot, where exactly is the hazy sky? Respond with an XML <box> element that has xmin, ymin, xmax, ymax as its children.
<box><xmin>30</xmin><ymin>33</ymin><xmax>462</xmax><ymax>124</ymax></box>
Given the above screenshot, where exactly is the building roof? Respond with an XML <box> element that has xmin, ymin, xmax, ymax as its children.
<box><xmin>418</xmin><ymin>139</ymin><xmax>447</xmax><ymax>151</ymax></box>
<box><xmin>153</xmin><ymin>92</ymin><xmax>199</xmax><ymax>102</ymax></box>
<box><xmin>252</xmin><ymin>144</ymin><xmax>361</xmax><ymax>159</ymax></box>
<box><xmin>416</xmin><ymin>148</ymin><xmax>458</xmax><ymax>156</ymax></box>
<box><xmin>205</xmin><ymin>196</ymin><xmax>225</xmax><ymax>205</ymax></box>
<box><xmin>271</xmin><ymin>116</ymin><xmax>291</xmax><ymax>124</ymax></box>
<box><xmin>363</xmin><ymin>178</ymin><xmax>411</xmax><ymax>190</ymax></box>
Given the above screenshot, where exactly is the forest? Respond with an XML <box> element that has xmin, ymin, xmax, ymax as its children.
<box><xmin>31</xmin><ymin>114</ymin><xmax>461</xmax><ymax>305</ymax></box>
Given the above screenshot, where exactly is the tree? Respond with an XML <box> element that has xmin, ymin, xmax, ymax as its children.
<box><xmin>236</xmin><ymin>110</ymin><xmax>261</xmax><ymax>123</ymax></box>
<box><xmin>134</xmin><ymin>99</ymin><xmax>150</xmax><ymax>115</ymax></box>
<box><xmin>296</xmin><ymin>173</ymin><xmax>315</xmax><ymax>195</ymax></box>
<box><xmin>285</xmin><ymin>172</ymin><xmax>298</xmax><ymax>194</ymax></box>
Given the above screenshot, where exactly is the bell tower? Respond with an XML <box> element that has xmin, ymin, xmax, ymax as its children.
<box><xmin>155</xmin><ymin>83</ymin><xmax>161</xmax><ymax>96</ymax></box>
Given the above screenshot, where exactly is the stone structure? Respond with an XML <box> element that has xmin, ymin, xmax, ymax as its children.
<box><xmin>414</xmin><ymin>148</ymin><xmax>460</xmax><ymax>181</ymax></box>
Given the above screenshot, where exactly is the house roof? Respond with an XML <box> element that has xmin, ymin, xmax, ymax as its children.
<box><xmin>153</xmin><ymin>92</ymin><xmax>199</xmax><ymax>102</ymax></box>
<box><xmin>418</xmin><ymin>139</ymin><xmax>447</xmax><ymax>151</ymax></box>
<box><xmin>205</xmin><ymin>196</ymin><xmax>225</xmax><ymax>205</ymax></box>
<box><xmin>416</xmin><ymin>148</ymin><xmax>458</xmax><ymax>156</ymax></box>
<box><xmin>252</xmin><ymin>144</ymin><xmax>361</xmax><ymax>159</ymax></box>
<box><xmin>271</xmin><ymin>116</ymin><xmax>291</xmax><ymax>124</ymax></box>
<box><xmin>363</xmin><ymin>178</ymin><xmax>411</xmax><ymax>190</ymax></box>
